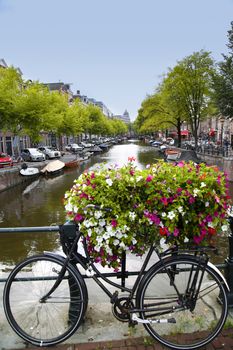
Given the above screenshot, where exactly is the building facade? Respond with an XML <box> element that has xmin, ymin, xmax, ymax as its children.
<box><xmin>113</xmin><ymin>110</ymin><xmax>131</xmax><ymax>124</ymax></box>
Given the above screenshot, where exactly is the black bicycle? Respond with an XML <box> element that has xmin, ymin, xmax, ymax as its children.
<box><xmin>3</xmin><ymin>207</ymin><xmax>229</xmax><ymax>350</ymax></box>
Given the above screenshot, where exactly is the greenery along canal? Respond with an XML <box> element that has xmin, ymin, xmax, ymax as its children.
<box><xmin>0</xmin><ymin>140</ymin><xmax>231</xmax><ymax>267</ymax></box>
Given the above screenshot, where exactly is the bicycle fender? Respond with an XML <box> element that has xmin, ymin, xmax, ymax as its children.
<box><xmin>207</xmin><ymin>261</ymin><xmax>230</xmax><ymax>292</ymax></box>
<box><xmin>43</xmin><ymin>251</ymin><xmax>65</xmax><ymax>261</ymax></box>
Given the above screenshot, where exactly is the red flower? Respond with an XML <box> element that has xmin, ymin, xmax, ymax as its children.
<box><xmin>159</xmin><ymin>227</ymin><xmax>168</xmax><ymax>236</ymax></box>
<box><xmin>128</xmin><ymin>156</ymin><xmax>136</xmax><ymax>162</ymax></box>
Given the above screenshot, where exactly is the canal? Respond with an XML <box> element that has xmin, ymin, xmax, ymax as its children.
<box><xmin>0</xmin><ymin>140</ymin><xmax>231</xmax><ymax>267</ymax></box>
<box><xmin>0</xmin><ymin>140</ymin><xmax>162</xmax><ymax>266</ymax></box>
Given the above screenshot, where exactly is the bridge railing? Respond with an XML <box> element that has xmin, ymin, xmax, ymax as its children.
<box><xmin>1</xmin><ymin>222</ymin><xmax>233</xmax><ymax>306</ymax></box>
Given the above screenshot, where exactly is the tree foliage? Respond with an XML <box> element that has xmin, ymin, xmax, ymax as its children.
<box><xmin>212</xmin><ymin>21</ymin><xmax>233</xmax><ymax>119</ymax></box>
<box><xmin>135</xmin><ymin>50</ymin><xmax>216</xmax><ymax>147</ymax></box>
<box><xmin>0</xmin><ymin>66</ymin><xmax>128</xmax><ymax>143</ymax></box>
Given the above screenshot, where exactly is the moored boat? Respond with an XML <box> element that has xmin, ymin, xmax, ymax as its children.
<box><xmin>19</xmin><ymin>163</ymin><xmax>40</xmax><ymax>177</ymax></box>
<box><xmin>165</xmin><ymin>149</ymin><xmax>181</xmax><ymax>161</ymax></box>
<box><xmin>65</xmin><ymin>159</ymin><xmax>80</xmax><ymax>168</ymax></box>
<box><xmin>41</xmin><ymin>160</ymin><xmax>65</xmax><ymax>176</ymax></box>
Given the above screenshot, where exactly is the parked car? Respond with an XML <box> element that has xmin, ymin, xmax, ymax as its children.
<box><xmin>151</xmin><ymin>140</ymin><xmax>163</xmax><ymax>147</ymax></box>
<box><xmin>0</xmin><ymin>153</ymin><xmax>13</xmax><ymax>168</ymax></box>
<box><xmin>21</xmin><ymin>148</ymin><xmax>45</xmax><ymax>162</ymax></box>
<box><xmin>37</xmin><ymin>146</ymin><xmax>61</xmax><ymax>159</ymax></box>
<box><xmin>65</xmin><ymin>143</ymin><xmax>83</xmax><ymax>153</ymax></box>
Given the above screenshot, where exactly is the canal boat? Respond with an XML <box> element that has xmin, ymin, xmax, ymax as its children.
<box><xmin>40</xmin><ymin>160</ymin><xmax>65</xmax><ymax>176</ymax></box>
<box><xmin>165</xmin><ymin>148</ymin><xmax>181</xmax><ymax>161</ymax></box>
<box><xmin>19</xmin><ymin>163</ymin><xmax>40</xmax><ymax>177</ymax></box>
<box><xmin>65</xmin><ymin>159</ymin><xmax>80</xmax><ymax>168</ymax></box>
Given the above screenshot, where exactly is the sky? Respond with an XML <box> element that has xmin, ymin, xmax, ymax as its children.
<box><xmin>1</xmin><ymin>0</ymin><xmax>233</xmax><ymax>122</ymax></box>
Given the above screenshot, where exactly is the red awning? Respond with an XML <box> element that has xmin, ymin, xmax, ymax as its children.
<box><xmin>180</xmin><ymin>130</ymin><xmax>189</xmax><ymax>136</ymax></box>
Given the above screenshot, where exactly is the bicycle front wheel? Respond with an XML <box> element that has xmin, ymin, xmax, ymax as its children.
<box><xmin>136</xmin><ymin>255</ymin><xmax>228</xmax><ymax>350</ymax></box>
<box><xmin>3</xmin><ymin>254</ymin><xmax>88</xmax><ymax>347</ymax></box>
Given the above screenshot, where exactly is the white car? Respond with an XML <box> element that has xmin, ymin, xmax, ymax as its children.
<box><xmin>37</xmin><ymin>146</ymin><xmax>61</xmax><ymax>159</ymax></box>
<box><xmin>65</xmin><ymin>143</ymin><xmax>83</xmax><ymax>153</ymax></box>
<box><xmin>21</xmin><ymin>148</ymin><xmax>46</xmax><ymax>162</ymax></box>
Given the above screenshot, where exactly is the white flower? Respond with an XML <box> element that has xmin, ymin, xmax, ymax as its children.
<box><xmin>129</xmin><ymin>211</ymin><xmax>136</xmax><ymax>221</ymax></box>
<box><xmin>177</xmin><ymin>206</ymin><xmax>183</xmax><ymax>213</ymax></box>
<box><xmin>96</xmin><ymin>236</ymin><xmax>103</xmax><ymax>243</ymax></box>
<box><xmin>106</xmin><ymin>246</ymin><xmax>113</xmax><ymax>255</ymax></box>
<box><xmin>103</xmin><ymin>232</ymin><xmax>110</xmax><ymax>240</ymax></box>
<box><xmin>116</xmin><ymin>231</ymin><xmax>123</xmax><ymax>238</ymax></box>
<box><xmin>113</xmin><ymin>239</ymin><xmax>119</xmax><ymax>246</ymax></box>
<box><xmin>193</xmin><ymin>189</ymin><xmax>200</xmax><ymax>197</ymax></box>
<box><xmin>83</xmin><ymin>219</ymin><xmax>92</xmax><ymax>228</ymax></box>
<box><xmin>119</xmin><ymin>242</ymin><xmax>126</xmax><ymax>249</ymax></box>
<box><xmin>106</xmin><ymin>178</ymin><xmax>113</xmax><ymax>186</ymax></box>
<box><xmin>73</xmin><ymin>205</ymin><xmax>78</xmax><ymax>213</ymax></box>
<box><xmin>167</xmin><ymin>211</ymin><xmax>176</xmax><ymax>220</ymax></box>
<box><xmin>131</xmin><ymin>238</ymin><xmax>137</xmax><ymax>245</ymax></box>
<box><xmin>205</xmin><ymin>202</ymin><xmax>210</xmax><ymax>207</ymax></box>
<box><xmin>65</xmin><ymin>201</ymin><xmax>73</xmax><ymax>212</ymax></box>
<box><xmin>207</xmin><ymin>222</ymin><xmax>214</xmax><ymax>228</ymax></box>
<box><xmin>87</xmin><ymin>229</ymin><xmax>92</xmax><ymax>236</ymax></box>
<box><xmin>94</xmin><ymin>211</ymin><xmax>103</xmax><ymax>219</ymax></box>
<box><xmin>184</xmin><ymin>237</ymin><xmax>189</xmax><ymax>243</ymax></box>
<box><xmin>160</xmin><ymin>238</ymin><xmax>169</xmax><ymax>252</ymax></box>
<box><xmin>136</xmin><ymin>176</ymin><xmax>143</xmax><ymax>182</ymax></box>
<box><xmin>99</xmin><ymin>219</ymin><xmax>106</xmax><ymax>227</ymax></box>
<box><xmin>200</xmin><ymin>182</ymin><xmax>206</xmax><ymax>188</ymax></box>
<box><xmin>161</xmin><ymin>212</ymin><xmax>166</xmax><ymax>217</ymax></box>
<box><xmin>95</xmin><ymin>245</ymin><xmax>101</xmax><ymax>252</ymax></box>
<box><xmin>227</xmin><ymin>206</ymin><xmax>233</xmax><ymax>217</ymax></box>
<box><xmin>222</xmin><ymin>224</ymin><xmax>229</xmax><ymax>232</ymax></box>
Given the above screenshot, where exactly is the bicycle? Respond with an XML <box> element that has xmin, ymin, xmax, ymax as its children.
<box><xmin>3</xmin><ymin>205</ymin><xmax>229</xmax><ymax>350</ymax></box>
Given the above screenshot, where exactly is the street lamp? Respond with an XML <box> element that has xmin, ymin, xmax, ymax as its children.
<box><xmin>219</xmin><ymin>116</ymin><xmax>225</xmax><ymax>147</ymax></box>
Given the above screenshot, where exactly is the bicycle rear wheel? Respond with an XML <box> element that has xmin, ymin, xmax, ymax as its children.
<box><xmin>136</xmin><ymin>255</ymin><xmax>228</xmax><ymax>349</ymax></box>
<box><xmin>3</xmin><ymin>254</ymin><xmax>88</xmax><ymax>347</ymax></box>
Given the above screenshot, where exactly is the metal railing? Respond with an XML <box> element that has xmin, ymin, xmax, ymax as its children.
<box><xmin>1</xmin><ymin>222</ymin><xmax>233</xmax><ymax>306</ymax></box>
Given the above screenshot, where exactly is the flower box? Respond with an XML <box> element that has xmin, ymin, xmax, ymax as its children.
<box><xmin>64</xmin><ymin>160</ymin><xmax>231</xmax><ymax>269</ymax></box>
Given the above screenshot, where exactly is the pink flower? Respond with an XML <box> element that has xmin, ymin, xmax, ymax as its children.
<box><xmin>111</xmin><ymin>219</ymin><xmax>118</xmax><ymax>228</ymax></box>
<box><xmin>129</xmin><ymin>169</ymin><xmax>135</xmax><ymax>176</ymax></box>
<box><xmin>176</xmin><ymin>161</ymin><xmax>185</xmax><ymax>167</ymax></box>
<box><xmin>189</xmin><ymin>196</ymin><xmax>195</xmax><ymax>204</ymax></box>
<box><xmin>80</xmin><ymin>192</ymin><xmax>88</xmax><ymax>199</ymax></box>
<box><xmin>74</xmin><ymin>213</ymin><xmax>83</xmax><ymax>221</ymax></box>
<box><xmin>161</xmin><ymin>197</ymin><xmax>168</xmax><ymax>206</ymax></box>
<box><xmin>173</xmin><ymin>228</ymin><xmax>179</xmax><ymax>237</ymax></box>
<box><xmin>146</xmin><ymin>175</ymin><xmax>153</xmax><ymax>182</ymax></box>
<box><xmin>193</xmin><ymin>235</ymin><xmax>203</xmax><ymax>244</ymax></box>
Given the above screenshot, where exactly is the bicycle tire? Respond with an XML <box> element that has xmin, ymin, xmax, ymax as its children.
<box><xmin>3</xmin><ymin>254</ymin><xmax>88</xmax><ymax>347</ymax></box>
<box><xmin>136</xmin><ymin>254</ymin><xmax>228</xmax><ymax>349</ymax></box>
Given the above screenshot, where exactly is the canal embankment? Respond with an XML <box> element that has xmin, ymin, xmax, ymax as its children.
<box><xmin>1</xmin><ymin>144</ymin><xmax>233</xmax><ymax>194</ymax></box>
<box><xmin>0</xmin><ymin>154</ymin><xmax>85</xmax><ymax>193</ymax></box>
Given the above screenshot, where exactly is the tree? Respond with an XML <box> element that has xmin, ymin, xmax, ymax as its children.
<box><xmin>161</xmin><ymin>50</ymin><xmax>216</xmax><ymax>148</ymax></box>
<box><xmin>0</xmin><ymin>66</ymin><xmax>23</xmax><ymax>131</ymax></box>
<box><xmin>212</xmin><ymin>21</ymin><xmax>233</xmax><ymax>119</ymax></box>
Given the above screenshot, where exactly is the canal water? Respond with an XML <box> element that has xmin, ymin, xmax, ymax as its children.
<box><xmin>0</xmin><ymin>140</ymin><xmax>230</xmax><ymax>267</ymax></box>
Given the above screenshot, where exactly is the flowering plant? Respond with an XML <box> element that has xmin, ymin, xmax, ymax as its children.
<box><xmin>64</xmin><ymin>159</ymin><xmax>231</xmax><ymax>269</ymax></box>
